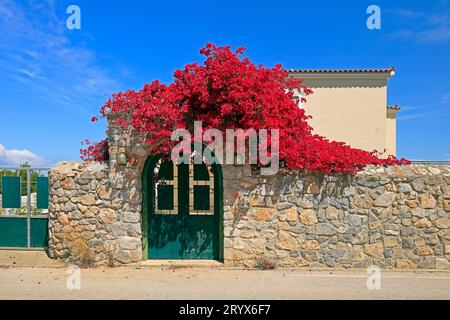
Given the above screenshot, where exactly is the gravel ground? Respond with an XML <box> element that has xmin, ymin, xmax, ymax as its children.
<box><xmin>1</xmin><ymin>266</ymin><xmax>450</xmax><ymax>300</ymax></box>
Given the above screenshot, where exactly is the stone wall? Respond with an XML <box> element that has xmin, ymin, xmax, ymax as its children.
<box><xmin>48</xmin><ymin>159</ymin><xmax>450</xmax><ymax>269</ymax></box>
<box><xmin>48</xmin><ymin>162</ymin><xmax>142</xmax><ymax>265</ymax></box>
<box><xmin>223</xmin><ymin>164</ymin><xmax>450</xmax><ymax>269</ymax></box>
<box><xmin>48</xmin><ymin>113</ymin><xmax>154</xmax><ymax>266</ymax></box>
<box><xmin>47</xmin><ymin>112</ymin><xmax>450</xmax><ymax>268</ymax></box>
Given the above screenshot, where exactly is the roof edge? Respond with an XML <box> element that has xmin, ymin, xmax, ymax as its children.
<box><xmin>387</xmin><ymin>105</ymin><xmax>400</xmax><ymax>111</ymax></box>
<box><xmin>287</xmin><ymin>66</ymin><xmax>396</xmax><ymax>74</ymax></box>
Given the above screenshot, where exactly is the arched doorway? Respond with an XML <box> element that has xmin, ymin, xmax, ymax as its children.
<box><xmin>142</xmin><ymin>153</ymin><xmax>223</xmax><ymax>260</ymax></box>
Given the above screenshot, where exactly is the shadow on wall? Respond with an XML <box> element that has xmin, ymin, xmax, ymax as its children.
<box><xmin>299</xmin><ymin>78</ymin><xmax>387</xmax><ymax>89</ymax></box>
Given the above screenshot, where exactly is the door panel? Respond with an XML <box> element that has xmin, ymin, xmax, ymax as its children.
<box><xmin>30</xmin><ymin>217</ymin><xmax>49</xmax><ymax>248</ymax></box>
<box><xmin>184</xmin><ymin>215</ymin><xmax>218</xmax><ymax>259</ymax></box>
<box><xmin>147</xmin><ymin>158</ymin><xmax>220</xmax><ymax>260</ymax></box>
<box><xmin>148</xmin><ymin>215</ymin><xmax>184</xmax><ymax>259</ymax></box>
<box><xmin>0</xmin><ymin>217</ymin><xmax>27</xmax><ymax>247</ymax></box>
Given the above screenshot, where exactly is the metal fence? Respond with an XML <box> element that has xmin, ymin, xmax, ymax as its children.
<box><xmin>0</xmin><ymin>166</ymin><xmax>50</xmax><ymax>249</ymax></box>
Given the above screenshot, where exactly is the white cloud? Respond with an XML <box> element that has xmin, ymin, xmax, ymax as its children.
<box><xmin>389</xmin><ymin>27</ymin><xmax>450</xmax><ymax>44</ymax></box>
<box><xmin>397</xmin><ymin>105</ymin><xmax>450</xmax><ymax>121</ymax></box>
<box><xmin>0</xmin><ymin>0</ymin><xmax>120</xmax><ymax>114</ymax></box>
<box><xmin>442</xmin><ymin>93</ymin><xmax>450</xmax><ymax>104</ymax></box>
<box><xmin>387</xmin><ymin>8</ymin><xmax>450</xmax><ymax>44</ymax></box>
<box><xmin>417</xmin><ymin>27</ymin><xmax>450</xmax><ymax>43</ymax></box>
<box><xmin>386</xmin><ymin>8</ymin><xmax>423</xmax><ymax>18</ymax></box>
<box><xmin>0</xmin><ymin>144</ymin><xmax>45</xmax><ymax>166</ymax></box>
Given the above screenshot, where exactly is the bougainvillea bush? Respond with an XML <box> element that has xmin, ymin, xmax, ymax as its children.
<box><xmin>80</xmin><ymin>139</ymin><xmax>109</xmax><ymax>162</ymax></box>
<box><xmin>82</xmin><ymin>43</ymin><xmax>409</xmax><ymax>174</ymax></box>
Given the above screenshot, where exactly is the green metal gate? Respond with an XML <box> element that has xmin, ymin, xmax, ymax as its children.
<box><xmin>143</xmin><ymin>155</ymin><xmax>223</xmax><ymax>260</ymax></box>
<box><xmin>0</xmin><ymin>167</ymin><xmax>49</xmax><ymax>249</ymax></box>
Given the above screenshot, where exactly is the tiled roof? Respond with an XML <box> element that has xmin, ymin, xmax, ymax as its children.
<box><xmin>387</xmin><ymin>105</ymin><xmax>400</xmax><ymax>111</ymax></box>
<box><xmin>287</xmin><ymin>67</ymin><xmax>396</xmax><ymax>73</ymax></box>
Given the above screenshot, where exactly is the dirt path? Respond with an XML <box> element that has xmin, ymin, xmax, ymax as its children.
<box><xmin>1</xmin><ymin>266</ymin><xmax>450</xmax><ymax>299</ymax></box>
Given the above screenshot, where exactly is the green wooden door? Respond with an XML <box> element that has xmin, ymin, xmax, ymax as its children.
<box><xmin>146</xmin><ymin>157</ymin><xmax>221</xmax><ymax>260</ymax></box>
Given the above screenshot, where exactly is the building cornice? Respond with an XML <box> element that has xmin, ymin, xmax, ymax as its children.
<box><xmin>288</xmin><ymin>67</ymin><xmax>396</xmax><ymax>80</ymax></box>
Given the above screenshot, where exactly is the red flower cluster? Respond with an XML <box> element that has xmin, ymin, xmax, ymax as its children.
<box><xmin>83</xmin><ymin>43</ymin><xmax>410</xmax><ymax>174</ymax></box>
<box><xmin>80</xmin><ymin>139</ymin><xmax>109</xmax><ymax>162</ymax></box>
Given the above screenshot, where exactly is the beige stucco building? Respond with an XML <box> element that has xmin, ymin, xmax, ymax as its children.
<box><xmin>289</xmin><ymin>68</ymin><xmax>399</xmax><ymax>157</ymax></box>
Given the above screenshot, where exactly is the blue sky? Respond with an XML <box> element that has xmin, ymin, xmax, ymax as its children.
<box><xmin>0</xmin><ymin>0</ymin><xmax>449</xmax><ymax>166</ymax></box>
